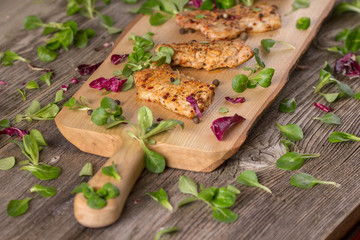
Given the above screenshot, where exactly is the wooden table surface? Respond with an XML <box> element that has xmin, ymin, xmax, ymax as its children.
<box><xmin>0</xmin><ymin>0</ymin><xmax>359</xmax><ymax>239</ymax></box>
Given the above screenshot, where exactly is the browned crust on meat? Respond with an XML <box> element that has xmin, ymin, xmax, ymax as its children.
<box><xmin>176</xmin><ymin>4</ymin><xmax>281</xmax><ymax>40</ymax></box>
<box><xmin>155</xmin><ymin>39</ymin><xmax>254</xmax><ymax>71</ymax></box>
<box><xmin>133</xmin><ymin>64</ymin><xmax>216</xmax><ymax>118</ymax></box>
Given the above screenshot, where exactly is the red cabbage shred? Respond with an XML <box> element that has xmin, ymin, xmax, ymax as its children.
<box><xmin>0</xmin><ymin>127</ymin><xmax>29</xmax><ymax>139</ymax></box>
<box><xmin>77</xmin><ymin>61</ymin><xmax>103</xmax><ymax>76</ymax></box>
<box><xmin>186</xmin><ymin>95</ymin><xmax>203</xmax><ymax>118</ymax></box>
<box><xmin>334</xmin><ymin>53</ymin><xmax>360</xmax><ymax>78</ymax></box>
<box><xmin>89</xmin><ymin>77</ymin><xmax>127</xmax><ymax>92</ymax></box>
<box><xmin>225</xmin><ymin>96</ymin><xmax>245</xmax><ymax>104</ymax></box>
<box><xmin>211</xmin><ymin>114</ymin><xmax>246</xmax><ymax>141</ymax></box>
<box><xmin>314</xmin><ymin>102</ymin><xmax>334</xmax><ymax>112</ymax></box>
<box><xmin>111</xmin><ymin>54</ymin><xmax>129</xmax><ymax>65</ymax></box>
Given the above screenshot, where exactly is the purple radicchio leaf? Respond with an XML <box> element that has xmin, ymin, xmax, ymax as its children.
<box><xmin>111</xmin><ymin>54</ymin><xmax>129</xmax><ymax>65</ymax></box>
<box><xmin>77</xmin><ymin>61</ymin><xmax>103</xmax><ymax>76</ymax></box>
<box><xmin>210</xmin><ymin>114</ymin><xmax>246</xmax><ymax>141</ymax></box>
<box><xmin>103</xmin><ymin>42</ymin><xmax>114</xmax><ymax>48</ymax></box>
<box><xmin>334</xmin><ymin>53</ymin><xmax>360</xmax><ymax>78</ymax></box>
<box><xmin>89</xmin><ymin>77</ymin><xmax>127</xmax><ymax>92</ymax></box>
<box><xmin>70</xmin><ymin>78</ymin><xmax>82</xmax><ymax>84</ymax></box>
<box><xmin>0</xmin><ymin>81</ymin><xmax>8</xmax><ymax>85</ymax></box>
<box><xmin>225</xmin><ymin>96</ymin><xmax>245</xmax><ymax>104</ymax></box>
<box><xmin>186</xmin><ymin>95</ymin><xmax>203</xmax><ymax>119</ymax></box>
<box><xmin>187</xmin><ymin>0</ymin><xmax>204</xmax><ymax>8</ymax></box>
<box><xmin>60</xmin><ymin>84</ymin><xmax>69</xmax><ymax>92</ymax></box>
<box><xmin>314</xmin><ymin>102</ymin><xmax>334</xmax><ymax>112</ymax></box>
<box><xmin>0</xmin><ymin>127</ymin><xmax>29</xmax><ymax>139</ymax></box>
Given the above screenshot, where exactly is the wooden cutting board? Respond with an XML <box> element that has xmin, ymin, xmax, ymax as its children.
<box><xmin>55</xmin><ymin>0</ymin><xmax>336</xmax><ymax>228</ymax></box>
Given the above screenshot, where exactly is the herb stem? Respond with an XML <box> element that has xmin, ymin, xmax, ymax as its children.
<box><xmin>316</xmin><ymin>181</ymin><xmax>340</xmax><ymax>187</ymax></box>
<box><xmin>277</xmin><ymin>41</ymin><xmax>296</xmax><ymax>50</ymax></box>
<box><xmin>258</xmin><ymin>184</ymin><xmax>272</xmax><ymax>193</ymax></box>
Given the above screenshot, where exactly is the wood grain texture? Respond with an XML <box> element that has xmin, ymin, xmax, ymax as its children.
<box><xmin>55</xmin><ymin>0</ymin><xmax>336</xmax><ymax>172</ymax></box>
<box><xmin>0</xmin><ymin>0</ymin><xmax>360</xmax><ymax>240</ymax></box>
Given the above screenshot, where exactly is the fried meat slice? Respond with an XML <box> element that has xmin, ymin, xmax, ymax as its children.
<box><xmin>133</xmin><ymin>64</ymin><xmax>216</xmax><ymax>118</ymax></box>
<box><xmin>176</xmin><ymin>4</ymin><xmax>281</xmax><ymax>40</ymax></box>
<box><xmin>155</xmin><ymin>39</ymin><xmax>253</xmax><ymax>71</ymax></box>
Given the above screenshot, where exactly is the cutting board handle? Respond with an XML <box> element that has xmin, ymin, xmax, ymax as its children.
<box><xmin>73</xmin><ymin>139</ymin><xmax>145</xmax><ymax>228</ymax></box>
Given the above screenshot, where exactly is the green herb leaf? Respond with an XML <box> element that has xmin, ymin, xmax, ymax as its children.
<box><xmin>1</xmin><ymin>50</ymin><xmax>30</xmax><ymax>66</ymax></box>
<box><xmin>328</xmin><ymin>131</ymin><xmax>360</xmax><ymax>143</ymax></box>
<box><xmin>227</xmin><ymin>185</ymin><xmax>240</xmax><ymax>194</ymax></box>
<box><xmin>239</xmin><ymin>0</ymin><xmax>254</xmax><ymax>6</ymax></box>
<box><xmin>7</xmin><ymin>198</ymin><xmax>32</xmax><ymax>217</ymax></box>
<box><xmin>26</xmin><ymin>81</ymin><xmax>39</xmax><ymax>90</ymax></box>
<box><xmin>253</xmin><ymin>48</ymin><xmax>265</xmax><ymax>68</ymax></box>
<box><xmin>91</xmin><ymin>107</ymin><xmax>109</xmax><ymax>126</ymax></box>
<box><xmin>291</xmin><ymin>173</ymin><xmax>340</xmax><ymax>188</ymax></box>
<box><xmin>150</xmin><ymin>13</ymin><xmax>171</xmax><ymax>26</ymax></box>
<box><xmin>177</xmin><ymin>196</ymin><xmax>197</xmax><ymax>207</ymax></box>
<box><xmin>336</xmin><ymin>28</ymin><xmax>351</xmax><ymax>41</ymax></box>
<box><xmin>138</xmin><ymin>106</ymin><xmax>154</xmax><ymax>137</ymax></box>
<box><xmin>212</xmin><ymin>188</ymin><xmax>237</xmax><ymax>208</ymax></box>
<box><xmin>30</xmin><ymin>184</ymin><xmax>57</xmax><ymax>197</ymax></box>
<box><xmin>195</xmin><ymin>14</ymin><xmax>206</xmax><ymax>19</ymax></box>
<box><xmin>261</xmin><ymin>39</ymin><xmax>296</xmax><ymax>53</ymax></box>
<box><xmin>313</xmin><ymin>113</ymin><xmax>341</xmax><ymax>125</ymax></box>
<box><xmin>354</xmin><ymin>92</ymin><xmax>360</xmax><ymax>100</ymax></box>
<box><xmin>319</xmin><ymin>92</ymin><xmax>343</xmax><ymax>103</ymax></box>
<box><xmin>179</xmin><ymin>175</ymin><xmax>198</xmax><ymax>196</ymax></box>
<box><xmin>147</xmin><ymin>188</ymin><xmax>173</xmax><ymax>211</ymax></box>
<box><xmin>142</xmin><ymin>144</ymin><xmax>166</xmax><ymax>173</ymax></box>
<box><xmin>121</xmin><ymin>75</ymin><xmax>134</xmax><ymax>92</ymax></box>
<box><xmin>79</xmin><ymin>162</ymin><xmax>93</xmax><ymax>176</ymax></box>
<box><xmin>142</xmin><ymin>119</ymin><xmax>184</xmax><ymax>139</ymax></box>
<box><xmin>24</xmin><ymin>15</ymin><xmax>43</xmax><ymax>30</ymax></box>
<box><xmin>37</xmin><ymin>46</ymin><xmax>57</xmax><ymax>62</ymax></box>
<box><xmin>236</xmin><ymin>170</ymin><xmax>272</xmax><ymax>193</ymax></box>
<box><xmin>39</xmin><ymin>72</ymin><xmax>53</xmax><ymax>86</ymax></box>
<box><xmin>276</xmin><ymin>152</ymin><xmax>320</xmax><ymax>171</ymax></box>
<box><xmin>87</xmin><ymin>191</ymin><xmax>107</xmax><ymax>209</ymax></box>
<box><xmin>250</xmin><ymin>68</ymin><xmax>274</xmax><ymax>88</ymax></box>
<box><xmin>154</xmin><ymin>226</ymin><xmax>179</xmax><ymax>240</ymax></box>
<box><xmin>334</xmin><ymin>1</ymin><xmax>360</xmax><ymax>15</ymax></box>
<box><xmin>16</xmin><ymin>89</ymin><xmax>26</xmax><ymax>101</ymax></box>
<box><xmin>281</xmin><ymin>139</ymin><xmax>298</xmax><ymax>153</ymax></box>
<box><xmin>71</xmin><ymin>182</ymin><xmax>91</xmax><ymax>194</ymax></box>
<box><xmin>0</xmin><ymin>156</ymin><xmax>16</xmax><ymax>170</ymax></box>
<box><xmin>219</xmin><ymin>107</ymin><xmax>229</xmax><ymax>114</ymax></box>
<box><xmin>22</xmin><ymin>164</ymin><xmax>62</xmax><ymax>180</ymax></box>
<box><xmin>286</xmin><ymin>0</ymin><xmax>310</xmax><ymax>15</ymax></box>
<box><xmin>101</xmin><ymin>161</ymin><xmax>121</xmax><ymax>180</ymax></box>
<box><xmin>335</xmin><ymin>80</ymin><xmax>354</xmax><ymax>97</ymax></box>
<box><xmin>279</xmin><ymin>98</ymin><xmax>296</xmax><ymax>113</ymax></box>
<box><xmin>101</xmin><ymin>182</ymin><xmax>120</xmax><ymax>199</ymax></box>
<box><xmin>23</xmin><ymin>135</ymin><xmax>39</xmax><ymax>165</ymax></box>
<box><xmin>0</xmin><ymin>118</ymin><xmax>11</xmax><ymax>128</ymax></box>
<box><xmin>232</xmin><ymin>74</ymin><xmax>249</xmax><ymax>93</ymax></box>
<box><xmin>276</xmin><ymin>123</ymin><xmax>303</xmax><ymax>141</ymax></box>
<box><xmin>212</xmin><ymin>207</ymin><xmax>238</xmax><ymax>223</ymax></box>
<box><xmin>30</xmin><ymin>129</ymin><xmax>47</xmax><ymax>147</ymax></box>
<box><xmin>54</xmin><ymin>90</ymin><xmax>64</xmax><ymax>103</ymax></box>
<box><xmin>296</xmin><ymin>17</ymin><xmax>311</xmax><ymax>30</ymax></box>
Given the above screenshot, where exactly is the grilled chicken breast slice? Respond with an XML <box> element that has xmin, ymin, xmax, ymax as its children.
<box><xmin>133</xmin><ymin>64</ymin><xmax>216</xmax><ymax>118</ymax></box>
<box><xmin>155</xmin><ymin>39</ymin><xmax>253</xmax><ymax>71</ymax></box>
<box><xmin>176</xmin><ymin>4</ymin><xmax>281</xmax><ymax>40</ymax></box>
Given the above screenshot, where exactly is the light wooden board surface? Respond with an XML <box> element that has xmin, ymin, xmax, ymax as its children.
<box><xmin>0</xmin><ymin>0</ymin><xmax>360</xmax><ymax>239</ymax></box>
<box><xmin>56</xmin><ymin>0</ymin><xmax>336</xmax><ymax>172</ymax></box>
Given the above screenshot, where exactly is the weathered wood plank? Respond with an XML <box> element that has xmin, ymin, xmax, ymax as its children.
<box><xmin>0</xmin><ymin>0</ymin><xmax>359</xmax><ymax>240</ymax></box>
